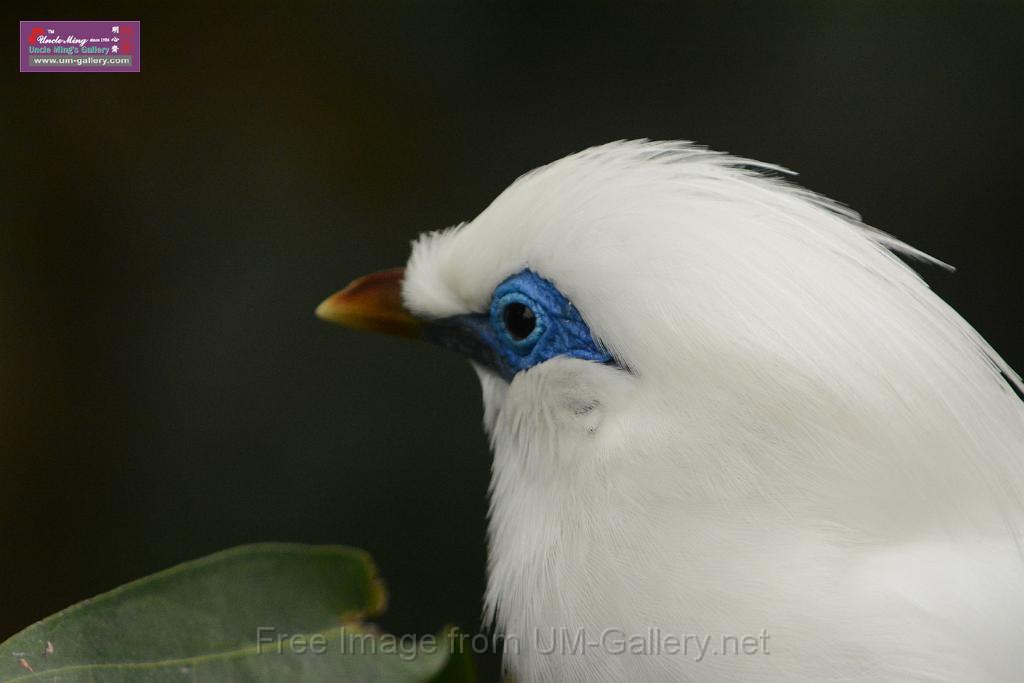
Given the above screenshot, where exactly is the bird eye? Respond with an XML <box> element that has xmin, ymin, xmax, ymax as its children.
<box><xmin>502</xmin><ymin>302</ymin><xmax>536</xmax><ymax>341</ymax></box>
<box><xmin>491</xmin><ymin>289</ymin><xmax>545</xmax><ymax>355</ymax></box>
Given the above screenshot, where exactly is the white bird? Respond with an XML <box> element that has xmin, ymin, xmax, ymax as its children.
<box><xmin>317</xmin><ymin>140</ymin><xmax>1024</xmax><ymax>683</ymax></box>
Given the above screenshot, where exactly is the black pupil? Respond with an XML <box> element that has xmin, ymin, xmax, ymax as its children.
<box><xmin>503</xmin><ymin>302</ymin><xmax>536</xmax><ymax>341</ymax></box>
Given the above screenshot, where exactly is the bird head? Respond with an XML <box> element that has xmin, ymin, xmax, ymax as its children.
<box><xmin>318</xmin><ymin>140</ymin><xmax>1024</xmax><ymax>682</ymax></box>
<box><xmin>317</xmin><ymin>139</ymin><xmax>1019</xmax><ymax>519</ymax></box>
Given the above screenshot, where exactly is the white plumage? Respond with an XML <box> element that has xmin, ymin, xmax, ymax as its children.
<box><xmin>400</xmin><ymin>140</ymin><xmax>1024</xmax><ymax>682</ymax></box>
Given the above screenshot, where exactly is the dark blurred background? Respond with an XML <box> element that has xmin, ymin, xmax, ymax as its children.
<box><xmin>3</xmin><ymin>2</ymin><xmax>1022</xmax><ymax>680</ymax></box>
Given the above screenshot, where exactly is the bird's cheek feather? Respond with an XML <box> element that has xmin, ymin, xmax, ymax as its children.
<box><xmin>500</xmin><ymin>358</ymin><xmax>635</xmax><ymax>447</ymax></box>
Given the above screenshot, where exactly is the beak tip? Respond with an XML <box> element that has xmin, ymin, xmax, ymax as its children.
<box><xmin>314</xmin><ymin>292</ymin><xmax>346</xmax><ymax>324</ymax></box>
<box><xmin>315</xmin><ymin>267</ymin><xmax>421</xmax><ymax>338</ymax></box>
<box><xmin>314</xmin><ymin>297</ymin><xmax>335</xmax><ymax>322</ymax></box>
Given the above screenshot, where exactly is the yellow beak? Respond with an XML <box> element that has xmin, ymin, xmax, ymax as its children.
<box><xmin>315</xmin><ymin>267</ymin><xmax>422</xmax><ymax>339</ymax></box>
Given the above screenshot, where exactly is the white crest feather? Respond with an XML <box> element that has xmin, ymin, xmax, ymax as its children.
<box><xmin>403</xmin><ymin>140</ymin><xmax>1024</xmax><ymax>682</ymax></box>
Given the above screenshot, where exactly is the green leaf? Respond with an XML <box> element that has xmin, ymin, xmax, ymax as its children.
<box><xmin>1</xmin><ymin>544</ymin><xmax>475</xmax><ymax>682</ymax></box>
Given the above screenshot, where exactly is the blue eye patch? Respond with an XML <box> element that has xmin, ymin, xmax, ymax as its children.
<box><xmin>423</xmin><ymin>269</ymin><xmax>615</xmax><ymax>381</ymax></box>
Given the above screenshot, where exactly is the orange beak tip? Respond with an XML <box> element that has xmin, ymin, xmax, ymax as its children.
<box><xmin>315</xmin><ymin>267</ymin><xmax>422</xmax><ymax>339</ymax></box>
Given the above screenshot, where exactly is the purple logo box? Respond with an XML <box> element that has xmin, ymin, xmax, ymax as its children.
<box><xmin>20</xmin><ymin>20</ymin><xmax>140</xmax><ymax>72</ymax></box>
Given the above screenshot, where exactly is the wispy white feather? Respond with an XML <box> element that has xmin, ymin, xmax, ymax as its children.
<box><xmin>403</xmin><ymin>140</ymin><xmax>1024</xmax><ymax>682</ymax></box>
